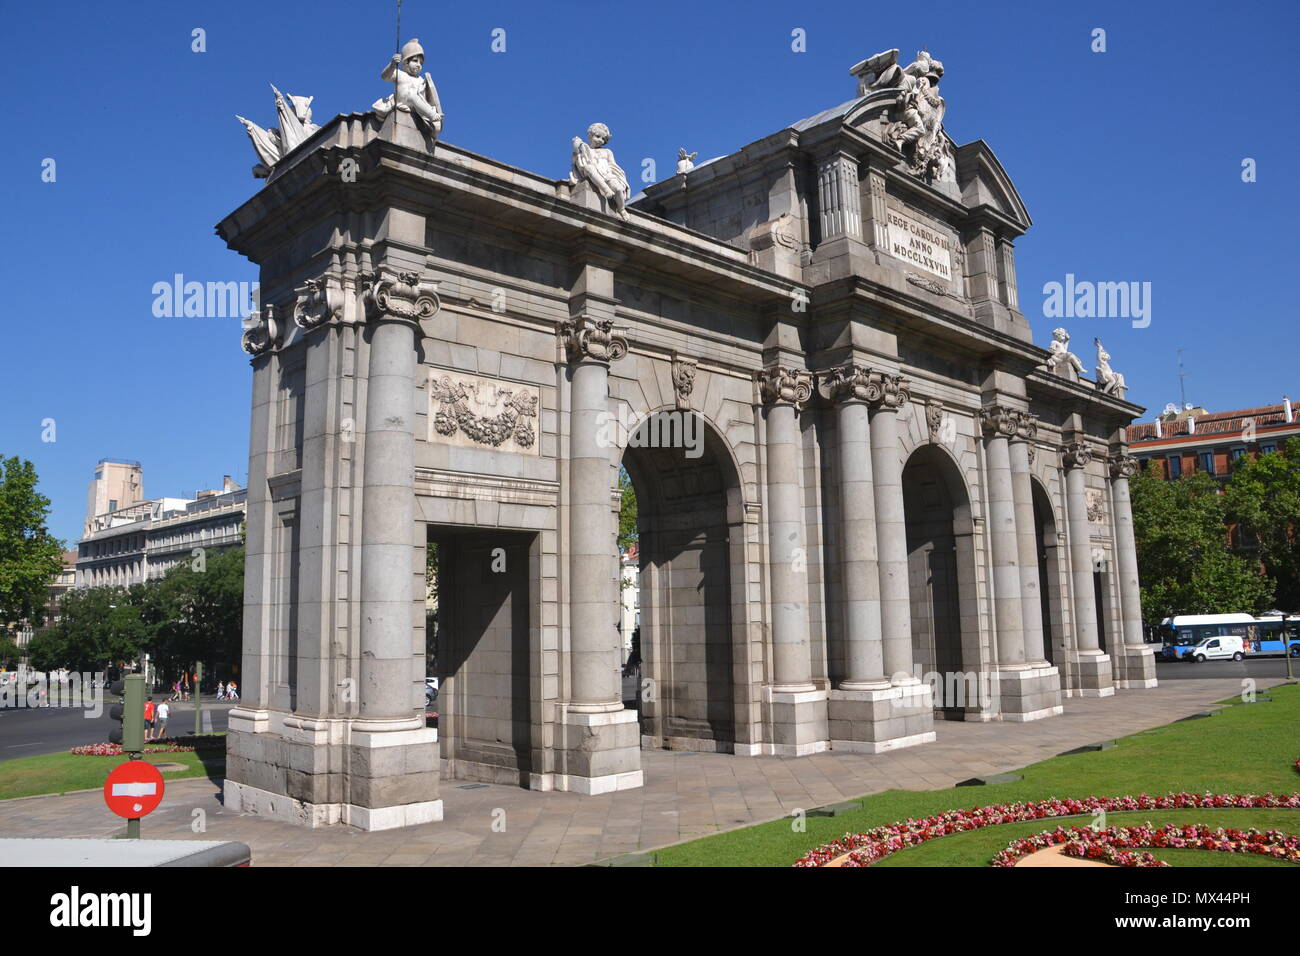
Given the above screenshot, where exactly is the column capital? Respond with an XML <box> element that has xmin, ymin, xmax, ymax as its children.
<box><xmin>1108</xmin><ymin>454</ymin><xmax>1139</xmax><ymax>480</ymax></box>
<box><xmin>978</xmin><ymin>403</ymin><xmax>1021</xmax><ymax>438</ymax></box>
<box><xmin>819</xmin><ymin>362</ymin><xmax>875</xmax><ymax>405</ymax></box>
<box><xmin>362</xmin><ymin>268</ymin><xmax>440</xmax><ymax>327</ymax></box>
<box><xmin>292</xmin><ymin>275</ymin><xmax>345</xmax><ymax>333</ymax></box>
<box><xmin>1013</xmin><ymin>412</ymin><xmax>1039</xmax><ymax>442</ymax></box>
<box><xmin>241</xmin><ymin>304</ymin><xmax>281</xmax><ymax>357</ymax></box>
<box><xmin>1062</xmin><ymin>440</ymin><xmax>1093</xmax><ymax>470</ymax></box>
<box><xmin>558</xmin><ymin>315</ymin><xmax>628</xmax><ymax>365</ymax></box>
<box><xmin>757</xmin><ymin>365</ymin><xmax>813</xmax><ymax>408</ymax></box>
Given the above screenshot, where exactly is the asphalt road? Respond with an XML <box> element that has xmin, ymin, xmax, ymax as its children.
<box><xmin>1154</xmin><ymin>656</ymin><xmax>1299</xmax><ymax>682</ymax></box>
<box><xmin>0</xmin><ymin>696</ymin><xmax>232</xmax><ymax>763</ymax></box>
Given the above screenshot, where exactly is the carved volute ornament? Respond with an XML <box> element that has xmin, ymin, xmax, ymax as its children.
<box><xmin>559</xmin><ymin>315</ymin><xmax>628</xmax><ymax>364</ymax></box>
<box><xmin>871</xmin><ymin>371</ymin><xmax>910</xmax><ymax>410</ymax></box>
<box><xmin>363</xmin><ymin>269</ymin><xmax>440</xmax><ymax>325</ymax></box>
<box><xmin>1109</xmin><ymin>454</ymin><xmax>1140</xmax><ymax>480</ymax></box>
<box><xmin>241</xmin><ymin>304</ymin><xmax>281</xmax><ymax>356</ymax></box>
<box><xmin>977</xmin><ymin>403</ymin><xmax>1020</xmax><ymax>438</ymax></box>
<box><xmin>1014</xmin><ymin>412</ymin><xmax>1039</xmax><ymax>443</ymax></box>
<box><xmin>293</xmin><ymin>275</ymin><xmax>345</xmax><ymax>331</ymax></box>
<box><xmin>1062</xmin><ymin>440</ymin><xmax>1093</xmax><ymax>470</ymax></box>
<box><xmin>757</xmin><ymin>365</ymin><xmax>814</xmax><ymax>408</ymax></box>
<box><xmin>820</xmin><ymin>363</ymin><xmax>879</xmax><ymax>405</ymax></box>
<box><xmin>672</xmin><ymin>355</ymin><xmax>698</xmax><ymax>409</ymax></box>
<box><xmin>925</xmin><ymin>400</ymin><xmax>944</xmax><ymax>440</ymax></box>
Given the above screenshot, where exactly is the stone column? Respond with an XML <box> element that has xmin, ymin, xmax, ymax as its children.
<box><xmin>826</xmin><ymin>367</ymin><xmax>934</xmax><ymax>753</ymax></box>
<box><xmin>1110</xmin><ymin>454</ymin><xmax>1157</xmax><ymax>688</ymax></box>
<box><xmin>1003</xmin><ymin>411</ymin><xmax>1063</xmax><ymax>720</ymax></box>
<box><xmin>1008</xmin><ymin>417</ymin><xmax>1046</xmax><ymax>664</ymax></box>
<box><xmin>556</xmin><ymin>315</ymin><xmax>643</xmax><ymax>793</ymax></box>
<box><xmin>869</xmin><ymin>374</ymin><xmax>916</xmax><ymax>684</ymax></box>
<box><xmin>758</xmin><ymin>365</ymin><xmax>827</xmax><ymax>755</ymax></box>
<box><xmin>1063</xmin><ymin>441</ymin><xmax>1114</xmax><ymax>696</ymax></box>
<box><xmin>824</xmin><ymin>365</ymin><xmax>885</xmax><ymax>689</ymax></box>
<box><xmin>979</xmin><ymin>404</ymin><xmax>1026</xmax><ymax>668</ymax></box>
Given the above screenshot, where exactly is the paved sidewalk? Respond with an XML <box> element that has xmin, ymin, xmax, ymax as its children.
<box><xmin>0</xmin><ymin>677</ymin><xmax>1281</xmax><ymax>866</ymax></box>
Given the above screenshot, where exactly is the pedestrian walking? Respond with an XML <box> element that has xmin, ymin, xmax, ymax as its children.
<box><xmin>216</xmin><ymin>681</ymin><xmax>226</xmax><ymax>700</ymax></box>
<box><xmin>143</xmin><ymin>697</ymin><xmax>156</xmax><ymax>743</ymax></box>
<box><xmin>155</xmin><ymin>699</ymin><xmax>170</xmax><ymax>740</ymax></box>
<box><xmin>227</xmin><ymin>680</ymin><xmax>239</xmax><ymax>701</ymax></box>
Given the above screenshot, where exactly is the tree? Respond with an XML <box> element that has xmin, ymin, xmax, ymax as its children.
<box><xmin>0</xmin><ymin>456</ymin><xmax>64</xmax><ymax>635</ymax></box>
<box><xmin>1130</xmin><ymin>468</ymin><xmax>1273</xmax><ymax>626</ymax></box>
<box><xmin>152</xmin><ymin>547</ymin><xmax>244</xmax><ymax>678</ymax></box>
<box><xmin>617</xmin><ymin>466</ymin><xmax>638</xmax><ymax>553</ymax></box>
<box><xmin>29</xmin><ymin>585</ymin><xmax>153</xmax><ymax>673</ymax></box>
<box><xmin>1224</xmin><ymin>437</ymin><xmax>1300</xmax><ymax>611</ymax></box>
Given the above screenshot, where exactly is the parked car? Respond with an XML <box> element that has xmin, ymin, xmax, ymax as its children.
<box><xmin>425</xmin><ymin>677</ymin><xmax>439</xmax><ymax>706</ymax></box>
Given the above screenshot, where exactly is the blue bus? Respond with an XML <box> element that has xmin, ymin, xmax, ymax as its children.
<box><xmin>1158</xmin><ymin>614</ymin><xmax>1300</xmax><ymax>661</ymax></box>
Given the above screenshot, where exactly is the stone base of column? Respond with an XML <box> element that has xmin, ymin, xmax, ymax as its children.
<box><xmin>1113</xmin><ymin>644</ymin><xmax>1159</xmax><ymax>689</ymax></box>
<box><xmin>992</xmin><ymin>664</ymin><xmax>1064</xmax><ymax>722</ymax></box>
<box><xmin>1065</xmin><ymin>650</ymin><xmax>1115</xmax><ymax>697</ymax></box>
<box><xmin>765</xmin><ymin>686</ymin><xmax>829</xmax><ymax>756</ymax></box>
<box><xmin>554</xmin><ymin>708</ymin><xmax>644</xmax><ymax>794</ymax></box>
<box><xmin>223</xmin><ymin>712</ymin><xmax>442</xmax><ymax>831</ymax></box>
<box><xmin>828</xmin><ymin>683</ymin><xmax>936</xmax><ymax>753</ymax></box>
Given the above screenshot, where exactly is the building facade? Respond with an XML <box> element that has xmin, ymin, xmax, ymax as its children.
<box><xmin>76</xmin><ymin>475</ymin><xmax>246</xmax><ymax>588</ymax></box>
<box><xmin>219</xmin><ymin>46</ymin><xmax>1156</xmax><ymax>831</ymax></box>
<box><xmin>1130</xmin><ymin>398</ymin><xmax>1299</xmax><ymax>481</ymax></box>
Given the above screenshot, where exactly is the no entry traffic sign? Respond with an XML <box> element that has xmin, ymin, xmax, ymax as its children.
<box><xmin>103</xmin><ymin>761</ymin><xmax>165</xmax><ymax>819</ymax></box>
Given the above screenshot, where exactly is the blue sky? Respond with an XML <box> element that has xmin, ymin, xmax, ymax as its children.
<box><xmin>2</xmin><ymin>0</ymin><xmax>1296</xmax><ymax>546</ymax></box>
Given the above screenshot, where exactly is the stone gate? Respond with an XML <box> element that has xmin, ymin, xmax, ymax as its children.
<box><xmin>219</xmin><ymin>45</ymin><xmax>1156</xmax><ymax>829</ymax></box>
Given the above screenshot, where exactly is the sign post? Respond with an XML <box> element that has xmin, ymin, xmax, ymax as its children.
<box><xmin>104</xmin><ymin>760</ymin><xmax>165</xmax><ymax>839</ymax></box>
<box><xmin>194</xmin><ymin>661</ymin><xmax>203</xmax><ymax>736</ymax></box>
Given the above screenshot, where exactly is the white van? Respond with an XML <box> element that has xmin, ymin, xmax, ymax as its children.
<box><xmin>1189</xmin><ymin>635</ymin><xmax>1244</xmax><ymax>662</ymax></box>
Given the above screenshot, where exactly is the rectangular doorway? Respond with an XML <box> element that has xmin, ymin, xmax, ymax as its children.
<box><xmin>432</xmin><ymin>529</ymin><xmax>537</xmax><ymax>787</ymax></box>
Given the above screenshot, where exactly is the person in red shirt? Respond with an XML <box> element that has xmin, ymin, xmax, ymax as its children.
<box><xmin>143</xmin><ymin>697</ymin><xmax>156</xmax><ymax>743</ymax></box>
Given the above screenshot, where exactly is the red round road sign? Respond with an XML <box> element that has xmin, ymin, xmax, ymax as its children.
<box><xmin>103</xmin><ymin>760</ymin><xmax>165</xmax><ymax>819</ymax></box>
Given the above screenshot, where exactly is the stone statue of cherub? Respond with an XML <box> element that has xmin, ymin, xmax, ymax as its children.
<box><xmin>1044</xmin><ymin>328</ymin><xmax>1086</xmax><ymax>381</ymax></box>
<box><xmin>372</xmin><ymin>37</ymin><xmax>443</xmax><ymax>138</ymax></box>
<box><xmin>569</xmin><ymin>123</ymin><xmax>631</xmax><ymax>221</ymax></box>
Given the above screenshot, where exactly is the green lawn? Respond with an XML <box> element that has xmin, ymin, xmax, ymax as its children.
<box><xmin>0</xmin><ymin>738</ymin><xmax>226</xmax><ymax>801</ymax></box>
<box><xmin>652</xmin><ymin>683</ymin><xmax>1300</xmax><ymax>867</ymax></box>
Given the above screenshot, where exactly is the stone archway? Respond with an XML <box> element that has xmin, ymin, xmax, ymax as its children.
<box><xmin>1031</xmin><ymin>479</ymin><xmax>1065</xmax><ymax>667</ymax></box>
<box><xmin>902</xmin><ymin>445</ymin><xmax>978</xmax><ymax>719</ymax></box>
<box><xmin>622</xmin><ymin>411</ymin><xmax>746</xmax><ymax>752</ymax></box>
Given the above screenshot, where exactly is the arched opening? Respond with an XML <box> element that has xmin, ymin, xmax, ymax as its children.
<box><xmin>622</xmin><ymin>410</ymin><xmax>745</xmax><ymax>752</ymax></box>
<box><xmin>902</xmin><ymin>445</ymin><xmax>978</xmax><ymax>719</ymax></box>
<box><xmin>1031</xmin><ymin>479</ymin><xmax>1065</xmax><ymax>666</ymax></box>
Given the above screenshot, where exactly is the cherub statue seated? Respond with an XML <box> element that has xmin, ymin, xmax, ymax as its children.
<box><xmin>569</xmin><ymin>123</ymin><xmax>630</xmax><ymax>221</ymax></box>
<box><xmin>372</xmin><ymin>38</ymin><xmax>443</xmax><ymax>138</ymax></box>
<box><xmin>1094</xmin><ymin>338</ymin><xmax>1127</xmax><ymax>398</ymax></box>
<box><xmin>1043</xmin><ymin>328</ymin><xmax>1086</xmax><ymax>381</ymax></box>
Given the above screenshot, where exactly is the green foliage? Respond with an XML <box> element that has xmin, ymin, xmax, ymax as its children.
<box><xmin>151</xmin><ymin>547</ymin><xmax>245</xmax><ymax>675</ymax></box>
<box><xmin>28</xmin><ymin>585</ymin><xmax>154</xmax><ymax>672</ymax></box>
<box><xmin>0</xmin><ymin>456</ymin><xmax>65</xmax><ymax>634</ymax></box>
<box><xmin>1224</xmin><ymin>437</ymin><xmax>1300</xmax><ymax>611</ymax></box>
<box><xmin>1130</xmin><ymin>469</ymin><xmax>1273</xmax><ymax>625</ymax></box>
<box><xmin>617</xmin><ymin>466</ymin><xmax>638</xmax><ymax>553</ymax></box>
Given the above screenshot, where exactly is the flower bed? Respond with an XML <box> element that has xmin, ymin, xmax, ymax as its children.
<box><xmin>792</xmin><ymin>792</ymin><xmax>1300</xmax><ymax>867</ymax></box>
<box><xmin>69</xmin><ymin>742</ymin><xmax>195</xmax><ymax>756</ymax></box>
<box><xmin>992</xmin><ymin>823</ymin><xmax>1300</xmax><ymax>867</ymax></box>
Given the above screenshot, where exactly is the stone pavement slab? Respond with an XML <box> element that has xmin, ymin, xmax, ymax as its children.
<box><xmin>0</xmin><ymin>678</ymin><xmax>1280</xmax><ymax>866</ymax></box>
